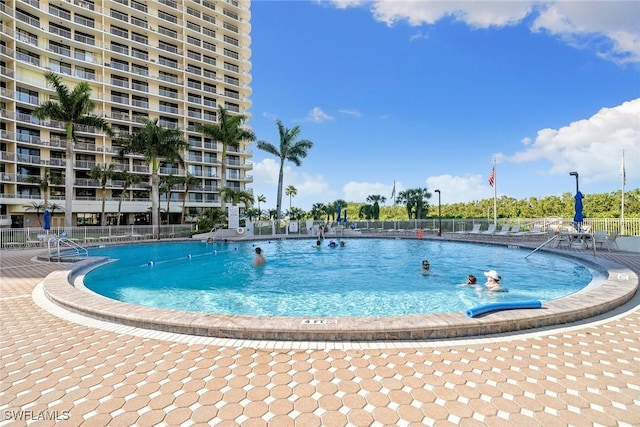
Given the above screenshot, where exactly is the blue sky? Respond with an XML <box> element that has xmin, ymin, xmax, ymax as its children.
<box><xmin>246</xmin><ymin>1</ymin><xmax>639</xmax><ymax>211</ymax></box>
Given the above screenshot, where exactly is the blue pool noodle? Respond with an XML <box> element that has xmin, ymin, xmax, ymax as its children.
<box><xmin>466</xmin><ymin>300</ymin><xmax>542</xmax><ymax>318</ymax></box>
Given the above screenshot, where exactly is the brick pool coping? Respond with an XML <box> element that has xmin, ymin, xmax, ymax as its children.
<box><xmin>41</xmin><ymin>240</ymin><xmax>638</xmax><ymax>341</ymax></box>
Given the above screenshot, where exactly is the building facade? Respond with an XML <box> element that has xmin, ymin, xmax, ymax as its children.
<box><xmin>0</xmin><ymin>0</ymin><xmax>252</xmax><ymax>228</ymax></box>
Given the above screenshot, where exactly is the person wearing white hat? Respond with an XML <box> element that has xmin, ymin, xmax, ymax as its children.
<box><xmin>484</xmin><ymin>270</ymin><xmax>507</xmax><ymax>292</ymax></box>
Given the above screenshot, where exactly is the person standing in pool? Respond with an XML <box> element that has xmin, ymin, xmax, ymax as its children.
<box><xmin>484</xmin><ymin>270</ymin><xmax>507</xmax><ymax>292</ymax></box>
<box><xmin>252</xmin><ymin>247</ymin><xmax>266</xmax><ymax>267</ymax></box>
<box><xmin>421</xmin><ymin>260</ymin><xmax>430</xmax><ymax>275</ymax></box>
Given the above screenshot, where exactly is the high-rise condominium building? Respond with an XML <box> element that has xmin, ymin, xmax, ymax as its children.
<box><xmin>0</xmin><ymin>0</ymin><xmax>252</xmax><ymax>228</ymax></box>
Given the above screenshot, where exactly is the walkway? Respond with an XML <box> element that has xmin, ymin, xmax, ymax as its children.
<box><xmin>1</xmin><ymin>243</ymin><xmax>639</xmax><ymax>426</ymax></box>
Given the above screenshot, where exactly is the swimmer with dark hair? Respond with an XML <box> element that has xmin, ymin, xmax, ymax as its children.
<box><xmin>252</xmin><ymin>247</ymin><xmax>266</xmax><ymax>267</ymax></box>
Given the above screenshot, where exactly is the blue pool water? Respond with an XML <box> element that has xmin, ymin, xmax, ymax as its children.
<box><xmin>82</xmin><ymin>239</ymin><xmax>601</xmax><ymax>317</ymax></box>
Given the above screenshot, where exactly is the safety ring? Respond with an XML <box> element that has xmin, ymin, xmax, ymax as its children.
<box><xmin>236</xmin><ymin>227</ymin><xmax>245</xmax><ymax>235</ymax></box>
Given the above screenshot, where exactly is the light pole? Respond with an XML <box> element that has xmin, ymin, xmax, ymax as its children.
<box><xmin>569</xmin><ymin>171</ymin><xmax>579</xmax><ymax>194</ymax></box>
<box><xmin>434</xmin><ymin>189</ymin><xmax>441</xmax><ymax>237</ymax></box>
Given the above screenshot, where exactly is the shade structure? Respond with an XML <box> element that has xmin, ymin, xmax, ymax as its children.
<box><xmin>343</xmin><ymin>210</ymin><xmax>347</xmax><ymax>223</ymax></box>
<box><xmin>43</xmin><ymin>209</ymin><xmax>51</xmax><ymax>231</ymax></box>
<box><xmin>573</xmin><ymin>191</ymin><xmax>584</xmax><ymax>227</ymax></box>
<box><xmin>336</xmin><ymin>205</ymin><xmax>341</xmax><ymax>223</ymax></box>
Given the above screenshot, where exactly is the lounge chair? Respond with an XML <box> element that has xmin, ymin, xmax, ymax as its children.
<box><xmin>526</xmin><ymin>225</ymin><xmax>546</xmax><ymax>236</ymax></box>
<box><xmin>481</xmin><ymin>224</ymin><xmax>497</xmax><ymax>234</ymax></box>
<box><xmin>593</xmin><ymin>230</ymin><xmax>619</xmax><ymax>251</ymax></box>
<box><xmin>495</xmin><ymin>224</ymin><xmax>512</xmax><ymax>235</ymax></box>
<box><xmin>457</xmin><ymin>224</ymin><xmax>482</xmax><ymax>235</ymax></box>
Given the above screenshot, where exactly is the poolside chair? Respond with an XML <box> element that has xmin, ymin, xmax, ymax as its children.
<box><xmin>495</xmin><ymin>224</ymin><xmax>512</xmax><ymax>235</ymax></box>
<box><xmin>526</xmin><ymin>225</ymin><xmax>546</xmax><ymax>236</ymax></box>
<box><xmin>507</xmin><ymin>224</ymin><xmax>523</xmax><ymax>235</ymax></box>
<box><xmin>481</xmin><ymin>224</ymin><xmax>497</xmax><ymax>234</ymax></box>
<box><xmin>457</xmin><ymin>223</ymin><xmax>482</xmax><ymax>235</ymax></box>
<box><xmin>593</xmin><ymin>230</ymin><xmax>619</xmax><ymax>251</ymax></box>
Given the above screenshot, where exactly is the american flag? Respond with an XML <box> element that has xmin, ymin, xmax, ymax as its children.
<box><xmin>488</xmin><ymin>168</ymin><xmax>495</xmax><ymax>187</ymax></box>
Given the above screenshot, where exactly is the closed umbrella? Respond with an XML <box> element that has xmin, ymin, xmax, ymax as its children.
<box><xmin>573</xmin><ymin>191</ymin><xmax>584</xmax><ymax>230</ymax></box>
<box><xmin>336</xmin><ymin>205</ymin><xmax>341</xmax><ymax>224</ymax></box>
<box><xmin>43</xmin><ymin>209</ymin><xmax>51</xmax><ymax>231</ymax></box>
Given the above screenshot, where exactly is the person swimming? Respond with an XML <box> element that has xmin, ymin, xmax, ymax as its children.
<box><xmin>328</xmin><ymin>240</ymin><xmax>337</xmax><ymax>248</ymax></box>
<box><xmin>252</xmin><ymin>247</ymin><xmax>266</xmax><ymax>267</ymax></box>
<box><xmin>421</xmin><ymin>260</ymin><xmax>430</xmax><ymax>275</ymax></box>
<box><xmin>484</xmin><ymin>270</ymin><xmax>507</xmax><ymax>292</ymax></box>
<box><xmin>466</xmin><ymin>274</ymin><xmax>477</xmax><ymax>285</ymax></box>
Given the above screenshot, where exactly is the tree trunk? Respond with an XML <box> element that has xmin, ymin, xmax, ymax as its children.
<box><xmin>117</xmin><ymin>194</ymin><xmax>124</xmax><ymax>226</ymax></box>
<box><xmin>64</xmin><ymin>134</ymin><xmax>74</xmax><ymax>229</ymax></box>
<box><xmin>101</xmin><ymin>185</ymin><xmax>107</xmax><ymax>226</ymax></box>
<box><xmin>275</xmin><ymin>161</ymin><xmax>285</xmax><ymax>234</ymax></box>
<box><xmin>151</xmin><ymin>172</ymin><xmax>159</xmax><ymax>238</ymax></box>
<box><xmin>181</xmin><ymin>186</ymin><xmax>188</xmax><ymax>224</ymax></box>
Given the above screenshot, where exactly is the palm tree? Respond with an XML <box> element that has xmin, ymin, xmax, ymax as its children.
<box><xmin>48</xmin><ymin>203</ymin><xmax>63</xmax><ymax>223</ymax></box>
<box><xmin>359</xmin><ymin>204</ymin><xmax>374</xmax><ymax>220</ymax></box>
<box><xmin>310</xmin><ymin>203</ymin><xmax>326</xmax><ymax>221</ymax></box>
<box><xmin>256</xmin><ymin>120</ymin><xmax>313</xmax><ymax>231</ymax></box>
<box><xmin>285</xmin><ymin>185</ymin><xmax>297</xmax><ymax>212</ymax></box>
<box><xmin>287</xmin><ymin>207</ymin><xmax>306</xmax><ymax>221</ymax></box>
<box><xmin>396</xmin><ymin>188</ymin><xmax>431</xmax><ymax>219</ymax></box>
<box><xmin>33</xmin><ymin>72</ymin><xmax>112</xmax><ymax>228</ymax></box>
<box><xmin>117</xmin><ymin>119</ymin><xmax>189</xmax><ymax>238</ymax></box>
<box><xmin>90</xmin><ymin>164</ymin><xmax>117</xmax><ymax>226</ymax></box>
<box><xmin>113</xmin><ymin>170</ymin><xmax>140</xmax><ymax>226</ymax></box>
<box><xmin>160</xmin><ymin>174</ymin><xmax>179</xmax><ymax>224</ymax></box>
<box><xmin>244</xmin><ymin>208</ymin><xmax>261</xmax><ymax>222</ymax></box>
<box><xmin>180</xmin><ymin>173</ymin><xmax>200</xmax><ymax>224</ymax></box>
<box><xmin>366</xmin><ymin>194</ymin><xmax>386</xmax><ymax>220</ymax></box>
<box><xmin>26</xmin><ymin>168</ymin><xmax>54</xmax><ymax>210</ymax></box>
<box><xmin>219</xmin><ymin>187</ymin><xmax>254</xmax><ymax>207</ymax></box>
<box><xmin>325</xmin><ymin>202</ymin><xmax>337</xmax><ymax>222</ymax></box>
<box><xmin>255</xmin><ymin>194</ymin><xmax>266</xmax><ymax>218</ymax></box>
<box><xmin>196</xmin><ymin>106</ymin><xmax>256</xmax><ymax>191</ymax></box>
<box><xmin>24</xmin><ymin>202</ymin><xmax>45</xmax><ymax>226</ymax></box>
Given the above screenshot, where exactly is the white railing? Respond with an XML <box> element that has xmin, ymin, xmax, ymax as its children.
<box><xmin>1</xmin><ymin>225</ymin><xmax>194</xmax><ymax>248</ymax></box>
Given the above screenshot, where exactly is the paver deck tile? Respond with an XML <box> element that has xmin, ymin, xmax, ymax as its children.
<box><xmin>1</xmin><ymin>246</ymin><xmax>639</xmax><ymax>426</ymax></box>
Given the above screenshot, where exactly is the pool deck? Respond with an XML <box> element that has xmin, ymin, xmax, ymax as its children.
<box><xmin>1</xmin><ymin>236</ymin><xmax>639</xmax><ymax>426</ymax></box>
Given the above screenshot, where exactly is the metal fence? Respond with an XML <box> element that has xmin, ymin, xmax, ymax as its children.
<box><xmin>1</xmin><ymin>218</ymin><xmax>638</xmax><ymax>248</ymax></box>
<box><xmin>0</xmin><ymin>224</ymin><xmax>194</xmax><ymax>248</ymax></box>
<box><xmin>253</xmin><ymin>217</ymin><xmax>640</xmax><ymax>237</ymax></box>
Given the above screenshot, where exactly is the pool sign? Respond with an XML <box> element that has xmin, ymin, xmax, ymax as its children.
<box><xmin>228</xmin><ymin>205</ymin><xmax>240</xmax><ymax>229</ymax></box>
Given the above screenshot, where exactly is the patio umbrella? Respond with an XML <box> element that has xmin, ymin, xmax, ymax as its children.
<box><xmin>43</xmin><ymin>209</ymin><xmax>51</xmax><ymax>232</ymax></box>
<box><xmin>343</xmin><ymin>210</ymin><xmax>347</xmax><ymax>223</ymax></box>
<box><xmin>336</xmin><ymin>205</ymin><xmax>341</xmax><ymax>223</ymax></box>
<box><xmin>573</xmin><ymin>191</ymin><xmax>584</xmax><ymax>230</ymax></box>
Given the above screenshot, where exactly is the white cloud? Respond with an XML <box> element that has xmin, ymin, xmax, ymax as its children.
<box><xmin>342</xmin><ymin>181</ymin><xmax>398</xmax><ymax>203</ymax></box>
<box><xmin>504</xmin><ymin>98</ymin><xmax>640</xmax><ymax>184</ymax></box>
<box><xmin>425</xmin><ymin>175</ymin><xmax>493</xmax><ymax>204</ymax></box>
<box><xmin>337</xmin><ymin>108</ymin><xmax>362</xmax><ymax>118</ymax></box>
<box><xmin>306</xmin><ymin>107</ymin><xmax>334</xmax><ymax>123</ymax></box>
<box><xmin>251</xmin><ymin>158</ymin><xmax>335</xmax><ymax>210</ymax></box>
<box><xmin>532</xmin><ymin>2</ymin><xmax>640</xmax><ymax>64</ymax></box>
<box><xmin>323</xmin><ymin>1</ymin><xmax>640</xmax><ymax>63</ymax></box>
<box><xmin>370</xmin><ymin>1</ymin><xmax>534</xmax><ymax>28</ymax></box>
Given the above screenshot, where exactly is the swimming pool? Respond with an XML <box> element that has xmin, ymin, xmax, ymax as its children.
<box><xmin>82</xmin><ymin>239</ymin><xmax>600</xmax><ymax>317</ymax></box>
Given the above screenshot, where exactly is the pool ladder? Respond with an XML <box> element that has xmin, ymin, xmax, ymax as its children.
<box><xmin>47</xmin><ymin>236</ymin><xmax>88</xmax><ymax>260</ymax></box>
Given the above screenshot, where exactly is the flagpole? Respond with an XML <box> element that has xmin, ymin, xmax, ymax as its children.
<box><xmin>391</xmin><ymin>181</ymin><xmax>396</xmax><ymax>205</ymax></box>
<box><xmin>492</xmin><ymin>159</ymin><xmax>497</xmax><ymax>226</ymax></box>
<box><xmin>621</xmin><ymin>150</ymin><xmax>625</xmax><ymax>234</ymax></box>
